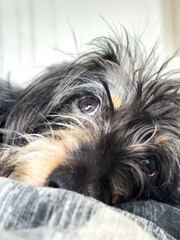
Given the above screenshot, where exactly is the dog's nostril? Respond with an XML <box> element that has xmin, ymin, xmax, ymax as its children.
<box><xmin>47</xmin><ymin>180</ymin><xmax>61</xmax><ymax>188</ymax></box>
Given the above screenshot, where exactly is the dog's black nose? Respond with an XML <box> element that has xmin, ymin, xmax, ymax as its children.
<box><xmin>45</xmin><ymin>164</ymin><xmax>112</xmax><ymax>204</ymax></box>
<box><xmin>47</xmin><ymin>179</ymin><xmax>61</xmax><ymax>189</ymax></box>
<box><xmin>46</xmin><ymin>166</ymin><xmax>76</xmax><ymax>191</ymax></box>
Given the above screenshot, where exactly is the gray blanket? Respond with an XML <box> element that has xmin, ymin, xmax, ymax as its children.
<box><xmin>0</xmin><ymin>177</ymin><xmax>179</xmax><ymax>240</ymax></box>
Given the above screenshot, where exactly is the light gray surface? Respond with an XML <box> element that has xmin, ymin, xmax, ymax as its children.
<box><xmin>0</xmin><ymin>177</ymin><xmax>179</xmax><ymax>240</ymax></box>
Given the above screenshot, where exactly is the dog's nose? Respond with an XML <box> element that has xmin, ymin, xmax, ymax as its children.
<box><xmin>45</xmin><ymin>164</ymin><xmax>112</xmax><ymax>204</ymax></box>
<box><xmin>47</xmin><ymin>179</ymin><xmax>62</xmax><ymax>189</ymax></box>
<box><xmin>45</xmin><ymin>166</ymin><xmax>75</xmax><ymax>191</ymax></box>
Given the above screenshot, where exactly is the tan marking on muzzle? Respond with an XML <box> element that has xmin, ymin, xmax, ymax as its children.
<box><xmin>9</xmin><ymin>128</ymin><xmax>98</xmax><ymax>187</ymax></box>
<box><xmin>9</xmin><ymin>138</ymin><xmax>67</xmax><ymax>187</ymax></box>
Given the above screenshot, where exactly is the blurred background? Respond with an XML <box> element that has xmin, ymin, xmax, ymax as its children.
<box><xmin>0</xmin><ymin>0</ymin><xmax>179</xmax><ymax>85</ymax></box>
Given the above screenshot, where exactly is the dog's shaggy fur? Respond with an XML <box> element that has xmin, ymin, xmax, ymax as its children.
<box><xmin>0</xmin><ymin>32</ymin><xmax>179</xmax><ymax>205</ymax></box>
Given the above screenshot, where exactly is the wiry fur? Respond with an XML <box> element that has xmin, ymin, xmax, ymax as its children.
<box><xmin>0</xmin><ymin>31</ymin><xmax>179</xmax><ymax>205</ymax></box>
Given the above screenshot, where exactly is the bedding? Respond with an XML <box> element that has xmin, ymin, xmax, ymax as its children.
<box><xmin>0</xmin><ymin>177</ymin><xmax>179</xmax><ymax>240</ymax></box>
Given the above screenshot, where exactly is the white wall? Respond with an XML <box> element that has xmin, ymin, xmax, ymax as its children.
<box><xmin>0</xmin><ymin>0</ymin><xmax>163</xmax><ymax>84</ymax></box>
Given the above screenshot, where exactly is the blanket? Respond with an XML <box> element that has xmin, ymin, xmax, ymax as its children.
<box><xmin>0</xmin><ymin>177</ymin><xmax>179</xmax><ymax>240</ymax></box>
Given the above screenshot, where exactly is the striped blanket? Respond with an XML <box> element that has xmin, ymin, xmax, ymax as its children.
<box><xmin>0</xmin><ymin>177</ymin><xmax>179</xmax><ymax>240</ymax></box>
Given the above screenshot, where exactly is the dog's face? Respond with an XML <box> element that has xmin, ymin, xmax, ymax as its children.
<box><xmin>0</xmin><ymin>36</ymin><xmax>180</xmax><ymax>205</ymax></box>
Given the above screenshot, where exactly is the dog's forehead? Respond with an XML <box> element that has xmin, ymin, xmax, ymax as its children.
<box><xmin>50</xmin><ymin>47</ymin><xmax>137</xmax><ymax>110</ymax></box>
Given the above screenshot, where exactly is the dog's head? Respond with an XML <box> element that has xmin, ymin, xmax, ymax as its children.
<box><xmin>0</xmin><ymin>34</ymin><xmax>180</xmax><ymax>205</ymax></box>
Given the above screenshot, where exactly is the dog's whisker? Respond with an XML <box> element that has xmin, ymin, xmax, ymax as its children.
<box><xmin>31</xmin><ymin>108</ymin><xmax>55</xmax><ymax>139</ymax></box>
<box><xmin>132</xmin><ymin>124</ymin><xmax>158</xmax><ymax>152</ymax></box>
<box><xmin>48</xmin><ymin>114</ymin><xmax>100</xmax><ymax>131</ymax></box>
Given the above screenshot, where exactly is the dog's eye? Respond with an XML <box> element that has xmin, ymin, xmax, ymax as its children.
<box><xmin>139</xmin><ymin>157</ymin><xmax>157</xmax><ymax>177</ymax></box>
<box><xmin>77</xmin><ymin>96</ymin><xmax>100</xmax><ymax>116</ymax></box>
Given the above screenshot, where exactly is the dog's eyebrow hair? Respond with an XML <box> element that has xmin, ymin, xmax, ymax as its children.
<box><xmin>133</xmin><ymin>124</ymin><xmax>158</xmax><ymax>151</ymax></box>
<box><xmin>99</xmin><ymin>75</ymin><xmax>114</xmax><ymax>120</ymax></box>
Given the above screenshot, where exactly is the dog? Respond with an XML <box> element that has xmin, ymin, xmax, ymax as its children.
<box><xmin>0</xmin><ymin>31</ymin><xmax>179</xmax><ymax>205</ymax></box>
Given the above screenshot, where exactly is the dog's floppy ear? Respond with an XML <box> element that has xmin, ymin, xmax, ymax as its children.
<box><xmin>0</xmin><ymin>80</ymin><xmax>19</xmax><ymax>116</ymax></box>
<box><xmin>0</xmin><ymin>80</ymin><xmax>21</xmax><ymax>142</ymax></box>
<box><xmin>0</xmin><ymin>63</ymin><xmax>70</xmax><ymax>145</ymax></box>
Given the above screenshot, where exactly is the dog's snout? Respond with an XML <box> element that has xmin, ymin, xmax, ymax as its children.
<box><xmin>45</xmin><ymin>163</ymin><xmax>112</xmax><ymax>204</ymax></box>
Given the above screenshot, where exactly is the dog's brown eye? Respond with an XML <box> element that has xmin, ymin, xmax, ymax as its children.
<box><xmin>140</xmin><ymin>157</ymin><xmax>157</xmax><ymax>177</ymax></box>
<box><xmin>77</xmin><ymin>96</ymin><xmax>100</xmax><ymax>116</ymax></box>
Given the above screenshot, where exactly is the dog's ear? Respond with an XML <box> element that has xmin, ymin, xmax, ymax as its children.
<box><xmin>0</xmin><ymin>63</ymin><xmax>71</xmax><ymax>145</ymax></box>
<box><xmin>0</xmin><ymin>80</ymin><xmax>19</xmax><ymax>116</ymax></box>
<box><xmin>0</xmin><ymin>80</ymin><xmax>21</xmax><ymax>143</ymax></box>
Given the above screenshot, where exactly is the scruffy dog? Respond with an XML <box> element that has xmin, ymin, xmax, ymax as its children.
<box><xmin>0</xmin><ymin>32</ymin><xmax>179</xmax><ymax>205</ymax></box>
